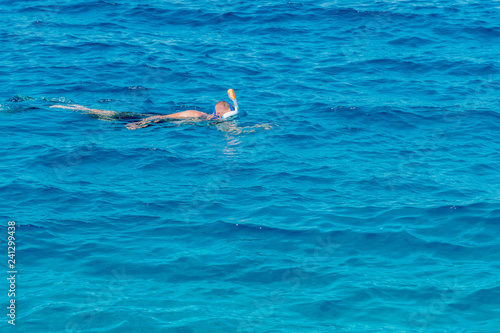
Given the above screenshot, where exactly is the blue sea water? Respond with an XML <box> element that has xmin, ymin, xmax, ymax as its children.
<box><xmin>1</xmin><ymin>0</ymin><xmax>500</xmax><ymax>332</ymax></box>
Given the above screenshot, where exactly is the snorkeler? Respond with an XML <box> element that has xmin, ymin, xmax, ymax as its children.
<box><xmin>125</xmin><ymin>100</ymin><xmax>236</xmax><ymax>130</ymax></box>
<box><xmin>50</xmin><ymin>89</ymin><xmax>239</xmax><ymax>130</ymax></box>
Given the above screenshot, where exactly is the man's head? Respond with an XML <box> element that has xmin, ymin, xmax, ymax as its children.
<box><xmin>214</xmin><ymin>101</ymin><xmax>233</xmax><ymax>117</ymax></box>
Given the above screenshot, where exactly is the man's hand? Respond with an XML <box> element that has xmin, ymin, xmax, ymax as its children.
<box><xmin>126</xmin><ymin>121</ymin><xmax>149</xmax><ymax>130</ymax></box>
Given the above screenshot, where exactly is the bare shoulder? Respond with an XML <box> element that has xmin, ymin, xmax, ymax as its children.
<box><xmin>164</xmin><ymin>110</ymin><xmax>210</xmax><ymax>119</ymax></box>
<box><xmin>182</xmin><ymin>110</ymin><xmax>208</xmax><ymax>118</ymax></box>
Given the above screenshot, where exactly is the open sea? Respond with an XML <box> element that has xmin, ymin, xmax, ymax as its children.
<box><xmin>1</xmin><ymin>0</ymin><xmax>500</xmax><ymax>332</ymax></box>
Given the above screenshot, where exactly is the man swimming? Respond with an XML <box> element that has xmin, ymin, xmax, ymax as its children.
<box><xmin>125</xmin><ymin>100</ymin><xmax>235</xmax><ymax>130</ymax></box>
<box><xmin>50</xmin><ymin>89</ymin><xmax>239</xmax><ymax>130</ymax></box>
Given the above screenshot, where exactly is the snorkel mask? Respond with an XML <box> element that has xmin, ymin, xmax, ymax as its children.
<box><xmin>213</xmin><ymin>89</ymin><xmax>239</xmax><ymax>119</ymax></box>
<box><xmin>223</xmin><ymin>89</ymin><xmax>239</xmax><ymax>118</ymax></box>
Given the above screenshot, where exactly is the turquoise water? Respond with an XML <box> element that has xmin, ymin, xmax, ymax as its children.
<box><xmin>2</xmin><ymin>0</ymin><xmax>500</xmax><ymax>332</ymax></box>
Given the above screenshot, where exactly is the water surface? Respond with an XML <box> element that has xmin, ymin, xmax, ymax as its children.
<box><xmin>1</xmin><ymin>0</ymin><xmax>500</xmax><ymax>332</ymax></box>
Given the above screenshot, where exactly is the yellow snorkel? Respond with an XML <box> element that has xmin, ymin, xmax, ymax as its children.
<box><xmin>222</xmin><ymin>88</ymin><xmax>239</xmax><ymax>119</ymax></box>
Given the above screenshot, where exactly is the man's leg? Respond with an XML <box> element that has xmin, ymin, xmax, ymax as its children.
<box><xmin>50</xmin><ymin>104</ymin><xmax>117</xmax><ymax>117</ymax></box>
